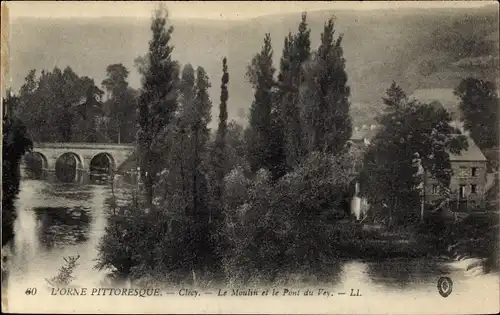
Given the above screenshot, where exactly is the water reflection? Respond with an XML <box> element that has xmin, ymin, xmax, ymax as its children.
<box><xmin>12</xmin><ymin>198</ymin><xmax>41</xmax><ymax>272</ymax></box>
<box><xmin>34</xmin><ymin>206</ymin><xmax>91</xmax><ymax>249</ymax></box>
<box><xmin>365</xmin><ymin>258</ymin><xmax>448</xmax><ymax>290</ymax></box>
<box><xmin>40</xmin><ymin>183</ymin><xmax>94</xmax><ymax>202</ymax></box>
<box><xmin>8</xmin><ymin>180</ymin><xmax>117</xmax><ymax>286</ymax></box>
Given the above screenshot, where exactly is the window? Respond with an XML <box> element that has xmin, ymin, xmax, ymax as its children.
<box><xmin>471</xmin><ymin>167</ymin><xmax>477</xmax><ymax>177</ymax></box>
<box><xmin>471</xmin><ymin>184</ymin><xmax>477</xmax><ymax>194</ymax></box>
<box><xmin>432</xmin><ymin>184</ymin><xmax>439</xmax><ymax>194</ymax></box>
<box><xmin>459</xmin><ymin>185</ymin><xmax>466</xmax><ymax>199</ymax></box>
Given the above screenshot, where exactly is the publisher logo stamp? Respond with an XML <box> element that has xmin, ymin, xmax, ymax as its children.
<box><xmin>437</xmin><ymin>277</ymin><xmax>453</xmax><ymax>298</ymax></box>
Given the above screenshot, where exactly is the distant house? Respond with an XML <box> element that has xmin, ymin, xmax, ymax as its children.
<box><xmin>350</xmin><ymin>124</ymin><xmax>379</xmax><ymax>143</ymax></box>
<box><xmin>346</xmin><ymin>88</ymin><xmax>492</xmax><ymax>215</ymax></box>
<box><xmin>349</xmin><ymin>124</ymin><xmax>380</xmax><ymax>172</ymax></box>
<box><xmin>409</xmin><ymin>88</ymin><xmax>490</xmax><ymax>210</ymax></box>
<box><xmin>426</xmin><ymin>136</ymin><xmax>488</xmax><ymax>210</ymax></box>
<box><xmin>348</xmin><ymin>124</ymin><xmax>489</xmax><ymax>213</ymax></box>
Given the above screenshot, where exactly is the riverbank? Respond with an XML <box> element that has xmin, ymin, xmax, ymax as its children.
<box><xmin>344</xmin><ymin>213</ymin><xmax>499</xmax><ymax>275</ymax></box>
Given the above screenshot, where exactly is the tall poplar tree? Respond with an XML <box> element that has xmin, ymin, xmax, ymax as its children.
<box><xmin>213</xmin><ymin>57</ymin><xmax>229</xmax><ymax>210</ymax></box>
<box><xmin>279</xmin><ymin>13</ymin><xmax>310</xmax><ymax>168</ymax></box>
<box><xmin>246</xmin><ymin>33</ymin><xmax>276</xmax><ymax>174</ymax></box>
<box><xmin>190</xmin><ymin>66</ymin><xmax>212</xmax><ymax>219</ymax></box>
<box><xmin>265</xmin><ymin>33</ymin><xmax>295</xmax><ymax>180</ymax></box>
<box><xmin>137</xmin><ymin>6</ymin><xmax>179</xmax><ymax>208</ymax></box>
<box><xmin>173</xmin><ymin>64</ymin><xmax>196</xmax><ymax>207</ymax></box>
<box><xmin>300</xmin><ymin>17</ymin><xmax>352</xmax><ymax>155</ymax></box>
<box><xmin>189</xmin><ymin>66</ymin><xmax>213</xmax><ymax>270</ymax></box>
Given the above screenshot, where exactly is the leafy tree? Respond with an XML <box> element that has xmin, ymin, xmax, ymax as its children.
<box><xmin>50</xmin><ymin>68</ymin><xmax>104</xmax><ymax>142</ymax></box>
<box><xmin>300</xmin><ymin>17</ymin><xmax>352</xmax><ymax>155</ymax></box>
<box><xmin>102</xmin><ymin>63</ymin><xmax>137</xmax><ymax>143</ymax></box>
<box><xmin>246</xmin><ymin>34</ymin><xmax>276</xmax><ymax>174</ymax></box>
<box><xmin>75</xmin><ymin>82</ymin><xmax>106</xmax><ymax>142</ymax></box>
<box><xmin>454</xmin><ymin>77</ymin><xmax>499</xmax><ymax>150</ymax></box>
<box><xmin>382</xmin><ymin>81</ymin><xmax>407</xmax><ymax>111</ymax></box>
<box><xmin>222</xmin><ymin>151</ymin><xmax>356</xmax><ymax>283</ymax></box>
<box><xmin>137</xmin><ymin>6</ymin><xmax>180</xmax><ymax>207</ymax></box>
<box><xmin>361</xmin><ymin>83</ymin><xmax>468</xmax><ymax>223</ymax></box>
<box><xmin>15</xmin><ymin>67</ymin><xmax>104</xmax><ymax>142</ymax></box>
<box><xmin>2</xmin><ymin>93</ymin><xmax>33</xmax><ymax>248</ymax></box>
<box><xmin>102</xmin><ymin>64</ymin><xmax>129</xmax><ymax>95</ymax></box>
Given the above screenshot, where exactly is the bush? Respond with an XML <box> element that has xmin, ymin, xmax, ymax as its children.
<box><xmin>221</xmin><ymin>152</ymin><xmax>356</xmax><ymax>284</ymax></box>
<box><xmin>46</xmin><ymin>255</ymin><xmax>80</xmax><ymax>287</ymax></box>
<box><xmin>96</xmin><ymin>197</ymin><xmax>216</xmax><ymax>285</ymax></box>
<box><xmin>418</xmin><ymin>211</ymin><xmax>499</xmax><ymax>264</ymax></box>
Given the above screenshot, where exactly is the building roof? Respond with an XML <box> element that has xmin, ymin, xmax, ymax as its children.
<box><xmin>449</xmin><ymin>136</ymin><xmax>487</xmax><ymax>162</ymax></box>
<box><xmin>349</xmin><ymin>126</ymin><xmax>487</xmax><ymax>162</ymax></box>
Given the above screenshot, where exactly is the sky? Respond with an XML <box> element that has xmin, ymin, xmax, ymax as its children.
<box><xmin>6</xmin><ymin>1</ymin><xmax>495</xmax><ymax>20</ymax></box>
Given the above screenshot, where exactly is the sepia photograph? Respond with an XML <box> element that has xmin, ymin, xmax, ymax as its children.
<box><xmin>1</xmin><ymin>1</ymin><xmax>499</xmax><ymax>313</ymax></box>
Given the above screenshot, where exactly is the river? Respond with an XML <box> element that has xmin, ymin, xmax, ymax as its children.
<box><xmin>3</xmin><ymin>179</ymin><xmax>499</xmax><ymax>313</ymax></box>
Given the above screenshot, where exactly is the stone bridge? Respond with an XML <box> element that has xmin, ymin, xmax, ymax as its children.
<box><xmin>22</xmin><ymin>142</ymin><xmax>136</xmax><ymax>182</ymax></box>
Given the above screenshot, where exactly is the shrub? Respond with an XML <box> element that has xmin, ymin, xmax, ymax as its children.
<box><xmin>419</xmin><ymin>210</ymin><xmax>499</xmax><ymax>264</ymax></box>
<box><xmin>46</xmin><ymin>255</ymin><xmax>80</xmax><ymax>287</ymax></box>
<box><xmin>221</xmin><ymin>152</ymin><xmax>356</xmax><ymax>284</ymax></box>
<box><xmin>96</xmin><ymin>197</ymin><xmax>212</xmax><ymax>285</ymax></box>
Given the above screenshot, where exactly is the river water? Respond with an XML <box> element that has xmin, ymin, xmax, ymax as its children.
<box><xmin>4</xmin><ymin>180</ymin><xmax>499</xmax><ymax>313</ymax></box>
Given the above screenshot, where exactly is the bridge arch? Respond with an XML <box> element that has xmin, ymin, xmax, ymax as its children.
<box><xmin>24</xmin><ymin>151</ymin><xmax>49</xmax><ymax>179</ymax></box>
<box><xmin>55</xmin><ymin>152</ymin><xmax>84</xmax><ymax>183</ymax></box>
<box><xmin>29</xmin><ymin>142</ymin><xmax>135</xmax><ymax>183</ymax></box>
<box><xmin>89</xmin><ymin>152</ymin><xmax>116</xmax><ymax>183</ymax></box>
